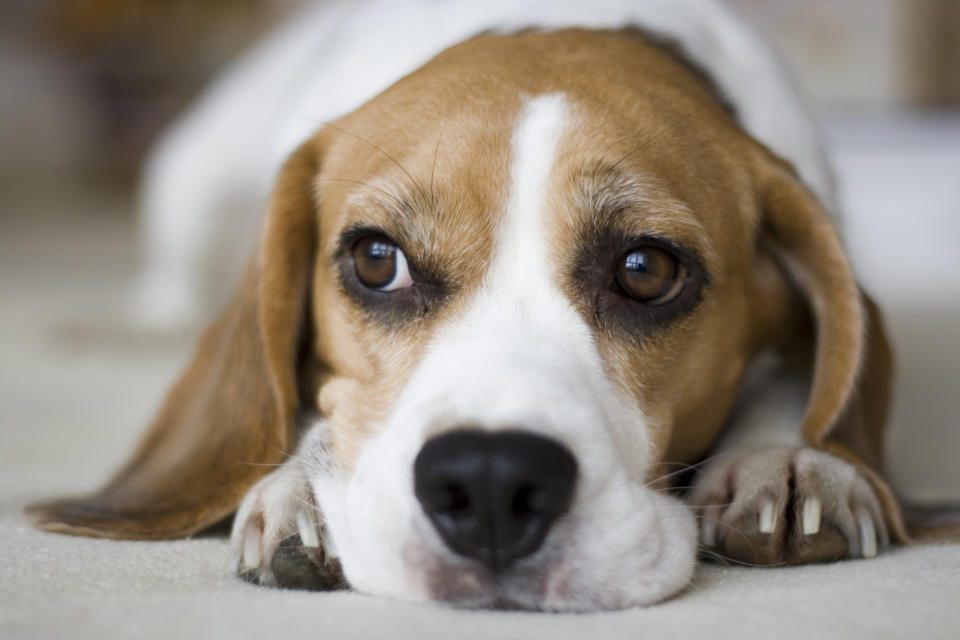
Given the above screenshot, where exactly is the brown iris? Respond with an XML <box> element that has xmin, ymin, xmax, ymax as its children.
<box><xmin>353</xmin><ymin>236</ymin><xmax>399</xmax><ymax>289</ymax></box>
<box><xmin>616</xmin><ymin>246</ymin><xmax>686</xmax><ymax>304</ymax></box>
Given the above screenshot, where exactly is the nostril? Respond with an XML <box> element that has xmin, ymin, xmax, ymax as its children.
<box><xmin>432</xmin><ymin>483</ymin><xmax>463</xmax><ymax>509</ymax></box>
<box><xmin>512</xmin><ymin>485</ymin><xmax>536</xmax><ymax>517</ymax></box>
<box><xmin>413</xmin><ymin>429</ymin><xmax>578</xmax><ymax>572</ymax></box>
<box><xmin>445</xmin><ymin>484</ymin><xmax>471</xmax><ymax>513</ymax></box>
<box><xmin>417</xmin><ymin>480</ymin><xmax>469</xmax><ymax>515</ymax></box>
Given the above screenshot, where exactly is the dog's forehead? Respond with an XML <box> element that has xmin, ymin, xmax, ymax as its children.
<box><xmin>317</xmin><ymin>30</ymin><xmax>755</xmax><ymax>277</ymax></box>
<box><xmin>308</xmin><ymin>29</ymin><xmax>763</xmax><ymax>470</ymax></box>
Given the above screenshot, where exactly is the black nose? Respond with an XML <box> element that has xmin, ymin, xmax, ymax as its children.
<box><xmin>413</xmin><ymin>429</ymin><xmax>577</xmax><ymax>572</ymax></box>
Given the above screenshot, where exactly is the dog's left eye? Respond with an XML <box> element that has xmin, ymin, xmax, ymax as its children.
<box><xmin>352</xmin><ymin>235</ymin><xmax>414</xmax><ymax>291</ymax></box>
<box><xmin>615</xmin><ymin>246</ymin><xmax>687</xmax><ymax>305</ymax></box>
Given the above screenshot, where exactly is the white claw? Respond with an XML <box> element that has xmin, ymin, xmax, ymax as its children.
<box><xmin>243</xmin><ymin>531</ymin><xmax>262</xmax><ymax>569</ymax></box>
<box><xmin>323</xmin><ymin>531</ymin><xmax>340</xmax><ymax>560</ymax></box>
<box><xmin>230</xmin><ymin>549</ymin><xmax>242</xmax><ymax>573</ymax></box>
<box><xmin>701</xmin><ymin>518</ymin><xmax>716</xmax><ymax>547</ymax></box>
<box><xmin>758</xmin><ymin>498</ymin><xmax>777</xmax><ymax>534</ymax></box>
<box><xmin>296</xmin><ymin>510</ymin><xmax>320</xmax><ymax>548</ymax></box>
<box><xmin>802</xmin><ymin>496</ymin><xmax>822</xmax><ymax>535</ymax></box>
<box><xmin>859</xmin><ymin>511</ymin><xmax>877</xmax><ymax>558</ymax></box>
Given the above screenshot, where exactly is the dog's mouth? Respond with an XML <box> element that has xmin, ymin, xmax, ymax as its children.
<box><xmin>415</xmin><ymin>552</ymin><xmax>567</xmax><ymax>612</ymax></box>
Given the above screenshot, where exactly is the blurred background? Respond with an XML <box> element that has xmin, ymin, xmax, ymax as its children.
<box><xmin>3</xmin><ymin>0</ymin><xmax>958</xmax><ymax>183</ymax></box>
<box><xmin>0</xmin><ymin>1</ymin><xmax>957</xmax><ymax>502</ymax></box>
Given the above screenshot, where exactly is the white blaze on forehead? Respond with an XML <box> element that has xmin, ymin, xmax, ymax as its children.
<box><xmin>490</xmin><ymin>93</ymin><xmax>569</xmax><ymax>292</ymax></box>
<box><xmin>321</xmin><ymin>92</ymin><xmax>696</xmax><ymax>609</ymax></box>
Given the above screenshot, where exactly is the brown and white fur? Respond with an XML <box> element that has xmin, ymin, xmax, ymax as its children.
<box><xmin>26</xmin><ymin>0</ymin><xmax>956</xmax><ymax>612</ymax></box>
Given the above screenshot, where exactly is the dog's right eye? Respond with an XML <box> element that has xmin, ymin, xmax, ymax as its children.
<box><xmin>615</xmin><ymin>246</ymin><xmax>687</xmax><ymax>305</ymax></box>
<box><xmin>352</xmin><ymin>235</ymin><xmax>414</xmax><ymax>291</ymax></box>
<box><xmin>338</xmin><ymin>227</ymin><xmax>451</xmax><ymax>322</ymax></box>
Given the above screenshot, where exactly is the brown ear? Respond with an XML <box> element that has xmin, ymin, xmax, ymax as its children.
<box><xmin>754</xmin><ymin>157</ymin><xmax>915</xmax><ymax>542</ymax></box>
<box><xmin>758</xmin><ymin>163</ymin><xmax>865</xmax><ymax>447</ymax></box>
<box><xmin>26</xmin><ymin>140</ymin><xmax>320</xmax><ymax>539</ymax></box>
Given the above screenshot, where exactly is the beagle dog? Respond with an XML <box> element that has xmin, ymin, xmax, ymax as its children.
<box><xmin>26</xmin><ymin>0</ymin><xmax>958</xmax><ymax>612</ymax></box>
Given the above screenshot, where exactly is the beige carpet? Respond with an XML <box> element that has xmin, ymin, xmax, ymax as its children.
<box><xmin>2</xmin><ymin>113</ymin><xmax>959</xmax><ymax>639</ymax></box>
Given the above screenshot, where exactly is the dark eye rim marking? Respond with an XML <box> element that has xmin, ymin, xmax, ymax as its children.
<box><xmin>572</xmin><ymin>230</ymin><xmax>708</xmax><ymax>337</ymax></box>
<box><xmin>336</xmin><ymin>225</ymin><xmax>450</xmax><ymax>324</ymax></box>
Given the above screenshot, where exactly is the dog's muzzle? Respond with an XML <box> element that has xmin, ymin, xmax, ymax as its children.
<box><xmin>413</xmin><ymin>429</ymin><xmax>578</xmax><ymax>572</ymax></box>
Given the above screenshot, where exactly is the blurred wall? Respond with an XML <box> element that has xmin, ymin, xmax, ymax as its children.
<box><xmin>726</xmin><ymin>0</ymin><xmax>960</xmax><ymax>107</ymax></box>
<box><xmin>0</xmin><ymin>0</ymin><xmax>304</xmax><ymax>184</ymax></box>
<box><xmin>1</xmin><ymin>0</ymin><xmax>957</xmax><ymax>190</ymax></box>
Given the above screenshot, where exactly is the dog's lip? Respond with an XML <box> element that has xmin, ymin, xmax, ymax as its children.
<box><xmin>432</xmin><ymin>574</ymin><xmax>582</xmax><ymax>612</ymax></box>
<box><xmin>486</xmin><ymin>595</ymin><xmax>539</xmax><ymax>612</ymax></box>
<box><xmin>435</xmin><ymin>583</ymin><xmax>543</xmax><ymax>612</ymax></box>
<box><xmin>420</xmin><ymin>550</ymin><xmax>566</xmax><ymax>610</ymax></box>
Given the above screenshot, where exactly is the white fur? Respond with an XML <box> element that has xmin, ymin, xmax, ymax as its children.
<box><xmin>135</xmin><ymin>0</ymin><xmax>835</xmax><ymax>327</ymax></box>
<box><xmin>710</xmin><ymin>352</ymin><xmax>808</xmax><ymax>454</ymax></box>
<box><xmin>197</xmin><ymin>1</ymin><xmax>839</xmax><ymax>609</ymax></box>
<box><xmin>495</xmin><ymin>94</ymin><xmax>568</xmax><ymax>301</ymax></box>
<box><xmin>291</xmin><ymin>95</ymin><xmax>697</xmax><ymax>610</ymax></box>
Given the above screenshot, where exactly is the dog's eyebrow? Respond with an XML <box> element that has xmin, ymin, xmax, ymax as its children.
<box><xmin>341</xmin><ymin>181</ymin><xmax>420</xmax><ymax>224</ymax></box>
<box><xmin>337</xmin><ymin>182</ymin><xmax>450</xmax><ymax>268</ymax></box>
<box><xmin>335</xmin><ymin>181</ymin><xmax>438</xmax><ymax>246</ymax></box>
<box><xmin>576</xmin><ymin>166</ymin><xmax>720</xmax><ymax>268</ymax></box>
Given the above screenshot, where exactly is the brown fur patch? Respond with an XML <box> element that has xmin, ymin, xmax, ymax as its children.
<box><xmin>28</xmin><ymin>28</ymin><xmax>913</xmax><ymax>543</ymax></box>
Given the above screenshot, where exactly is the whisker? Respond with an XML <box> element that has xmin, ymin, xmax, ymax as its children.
<box><xmin>698</xmin><ymin>545</ymin><xmax>786</xmax><ymax>569</ymax></box>
<box><xmin>685</xmin><ymin>501</ymin><xmax>734</xmax><ymax>510</ymax></box>
<box><xmin>645</xmin><ymin>450</ymin><xmax>734</xmax><ymax>488</ymax></box>
<box><xmin>236</xmin><ymin>444</ymin><xmax>299</xmax><ymax>468</ymax></box>
<box><xmin>695</xmin><ymin>512</ymin><xmax>786</xmax><ymax>568</ymax></box>
<box><xmin>291</xmin><ymin>494</ymin><xmax>325</xmax><ymax>518</ymax></box>
<box><xmin>320</xmin><ymin>122</ymin><xmax>426</xmax><ymax>197</ymax></box>
<box><xmin>609</xmin><ymin>106</ymin><xmax>705</xmax><ymax>172</ymax></box>
<box><xmin>234</xmin><ymin>461</ymin><xmax>289</xmax><ymax>468</ymax></box>
<box><xmin>317</xmin><ymin>178</ymin><xmax>409</xmax><ymax>210</ymax></box>
<box><xmin>278</xmin><ymin>529</ymin><xmax>306</xmax><ymax>544</ymax></box>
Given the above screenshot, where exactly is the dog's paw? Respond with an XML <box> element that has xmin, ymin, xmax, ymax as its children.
<box><xmin>689</xmin><ymin>446</ymin><xmax>888</xmax><ymax>566</ymax></box>
<box><xmin>230</xmin><ymin>464</ymin><xmax>346</xmax><ymax>590</ymax></box>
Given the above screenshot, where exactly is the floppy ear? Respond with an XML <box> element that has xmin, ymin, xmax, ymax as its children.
<box><xmin>753</xmin><ymin>156</ymin><xmax>915</xmax><ymax>542</ymax></box>
<box><xmin>26</xmin><ymin>139</ymin><xmax>321</xmax><ymax>539</ymax></box>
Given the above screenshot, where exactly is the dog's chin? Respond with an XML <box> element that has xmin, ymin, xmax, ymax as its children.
<box><xmin>386</xmin><ymin>490</ymin><xmax>699</xmax><ymax>613</ymax></box>
<box><xmin>402</xmin><ymin>546</ymin><xmax>564</xmax><ymax>612</ymax></box>
<box><xmin>423</xmin><ymin>571</ymin><xmax>596</xmax><ymax>613</ymax></box>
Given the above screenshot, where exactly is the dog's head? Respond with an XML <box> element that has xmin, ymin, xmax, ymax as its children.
<box><xmin>29</xmin><ymin>30</ymin><xmax>888</xmax><ymax>610</ymax></box>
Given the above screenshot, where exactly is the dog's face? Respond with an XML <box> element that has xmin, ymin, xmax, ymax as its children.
<box><xmin>292</xmin><ymin>32</ymin><xmax>799</xmax><ymax>609</ymax></box>
<box><xmin>30</xmin><ymin>30</ymin><xmax>877</xmax><ymax>611</ymax></box>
